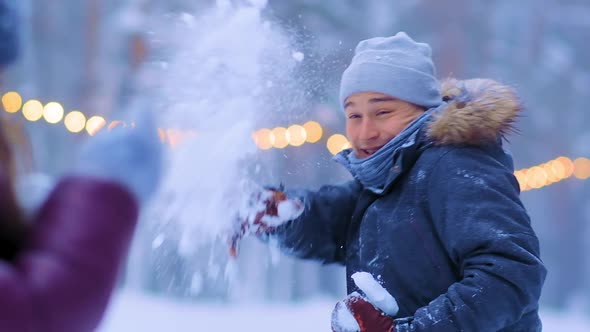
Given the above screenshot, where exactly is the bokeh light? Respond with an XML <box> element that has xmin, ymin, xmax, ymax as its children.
<box><xmin>64</xmin><ymin>111</ymin><xmax>86</xmax><ymax>133</ymax></box>
<box><xmin>43</xmin><ymin>102</ymin><xmax>65</xmax><ymax>124</ymax></box>
<box><xmin>303</xmin><ymin>121</ymin><xmax>323</xmax><ymax>143</ymax></box>
<box><xmin>286</xmin><ymin>124</ymin><xmax>307</xmax><ymax>147</ymax></box>
<box><xmin>85</xmin><ymin>115</ymin><xmax>107</xmax><ymax>136</ymax></box>
<box><xmin>108</xmin><ymin>120</ymin><xmax>126</xmax><ymax>130</ymax></box>
<box><xmin>1</xmin><ymin>91</ymin><xmax>22</xmax><ymax>113</ymax></box>
<box><xmin>326</xmin><ymin>134</ymin><xmax>350</xmax><ymax>155</ymax></box>
<box><xmin>22</xmin><ymin>100</ymin><xmax>44</xmax><ymax>122</ymax></box>
<box><xmin>573</xmin><ymin>158</ymin><xmax>590</xmax><ymax>180</ymax></box>
<box><xmin>270</xmin><ymin>127</ymin><xmax>289</xmax><ymax>149</ymax></box>
<box><xmin>252</xmin><ymin>128</ymin><xmax>273</xmax><ymax>150</ymax></box>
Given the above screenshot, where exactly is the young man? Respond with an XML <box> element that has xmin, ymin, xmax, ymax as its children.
<box><xmin>245</xmin><ymin>32</ymin><xmax>546</xmax><ymax>331</ymax></box>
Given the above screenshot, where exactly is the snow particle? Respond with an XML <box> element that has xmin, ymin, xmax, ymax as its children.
<box><xmin>152</xmin><ymin>234</ymin><xmax>165</xmax><ymax>249</ymax></box>
<box><xmin>179</xmin><ymin>13</ymin><xmax>195</xmax><ymax>26</ymax></box>
<box><xmin>292</xmin><ymin>51</ymin><xmax>305</xmax><ymax>62</ymax></box>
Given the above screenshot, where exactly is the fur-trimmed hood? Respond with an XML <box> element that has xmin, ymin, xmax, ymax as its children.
<box><xmin>427</xmin><ymin>78</ymin><xmax>522</xmax><ymax>145</ymax></box>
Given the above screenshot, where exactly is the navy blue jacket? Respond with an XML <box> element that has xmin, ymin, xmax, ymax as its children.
<box><xmin>275</xmin><ymin>79</ymin><xmax>547</xmax><ymax>331</ymax></box>
<box><xmin>0</xmin><ymin>0</ymin><xmax>19</xmax><ymax>66</ymax></box>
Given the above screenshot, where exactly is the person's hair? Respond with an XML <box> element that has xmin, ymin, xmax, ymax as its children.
<box><xmin>0</xmin><ymin>117</ymin><xmax>31</xmax><ymax>261</ymax></box>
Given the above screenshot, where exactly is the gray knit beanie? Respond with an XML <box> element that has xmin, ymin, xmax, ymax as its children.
<box><xmin>339</xmin><ymin>32</ymin><xmax>442</xmax><ymax>109</ymax></box>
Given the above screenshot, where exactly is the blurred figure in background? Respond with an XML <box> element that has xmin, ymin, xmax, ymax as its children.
<box><xmin>239</xmin><ymin>32</ymin><xmax>547</xmax><ymax>331</ymax></box>
<box><xmin>0</xmin><ymin>0</ymin><xmax>18</xmax><ymax>87</ymax></box>
<box><xmin>0</xmin><ymin>1</ymin><xmax>163</xmax><ymax>331</ymax></box>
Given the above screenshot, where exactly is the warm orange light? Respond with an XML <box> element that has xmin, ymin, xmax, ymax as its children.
<box><xmin>85</xmin><ymin>116</ymin><xmax>107</xmax><ymax>136</ymax></box>
<box><xmin>548</xmin><ymin>159</ymin><xmax>566</xmax><ymax>180</ymax></box>
<box><xmin>166</xmin><ymin>129</ymin><xmax>183</xmax><ymax>147</ymax></box>
<box><xmin>286</xmin><ymin>125</ymin><xmax>307</xmax><ymax>147</ymax></box>
<box><xmin>327</xmin><ymin>134</ymin><xmax>350</xmax><ymax>155</ymax></box>
<box><xmin>22</xmin><ymin>100</ymin><xmax>44</xmax><ymax>121</ymax></box>
<box><xmin>157</xmin><ymin>128</ymin><xmax>167</xmax><ymax>143</ymax></box>
<box><xmin>573</xmin><ymin>158</ymin><xmax>590</xmax><ymax>180</ymax></box>
<box><xmin>1</xmin><ymin>91</ymin><xmax>22</xmax><ymax>113</ymax></box>
<box><xmin>270</xmin><ymin>127</ymin><xmax>289</xmax><ymax>149</ymax></box>
<box><xmin>252</xmin><ymin>128</ymin><xmax>273</xmax><ymax>150</ymax></box>
<box><xmin>303</xmin><ymin>121</ymin><xmax>323</xmax><ymax>143</ymax></box>
<box><xmin>108</xmin><ymin>120</ymin><xmax>126</xmax><ymax>130</ymax></box>
<box><xmin>514</xmin><ymin>170</ymin><xmax>527</xmax><ymax>190</ymax></box>
<box><xmin>557</xmin><ymin>156</ymin><xmax>575</xmax><ymax>179</ymax></box>
<box><xmin>541</xmin><ymin>162</ymin><xmax>559</xmax><ymax>183</ymax></box>
<box><xmin>64</xmin><ymin>111</ymin><xmax>86</xmax><ymax>133</ymax></box>
<box><xmin>526</xmin><ymin>166</ymin><xmax>546</xmax><ymax>189</ymax></box>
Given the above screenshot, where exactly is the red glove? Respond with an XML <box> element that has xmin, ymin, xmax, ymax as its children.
<box><xmin>331</xmin><ymin>292</ymin><xmax>395</xmax><ymax>332</ymax></box>
<box><xmin>229</xmin><ymin>188</ymin><xmax>303</xmax><ymax>257</ymax></box>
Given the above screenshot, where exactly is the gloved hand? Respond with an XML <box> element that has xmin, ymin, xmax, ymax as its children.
<box><xmin>229</xmin><ymin>186</ymin><xmax>303</xmax><ymax>257</ymax></box>
<box><xmin>72</xmin><ymin>108</ymin><xmax>162</xmax><ymax>205</ymax></box>
<box><xmin>332</xmin><ymin>272</ymin><xmax>399</xmax><ymax>332</ymax></box>
<box><xmin>331</xmin><ymin>292</ymin><xmax>395</xmax><ymax>332</ymax></box>
<box><xmin>14</xmin><ymin>172</ymin><xmax>54</xmax><ymax>219</ymax></box>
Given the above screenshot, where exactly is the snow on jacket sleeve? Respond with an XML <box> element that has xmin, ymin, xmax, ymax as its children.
<box><xmin>394</xmin><ymin>147</ymin><xmax>546</xmax><ymax>332</ymax></box>
<box><xmin>0</xmin><ymin>176</ymin><xmax>138</xmax><ymax>332</ymax></box>
<box><xmin>272</xmin><ymin>180</ymin><xmax>362</xmax><ymax>265</ymax></box>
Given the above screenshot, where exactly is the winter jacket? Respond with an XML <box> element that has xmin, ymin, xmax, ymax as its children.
<box><xmin>276</xmin><ymin>79</ymin><xmax>547</xmax><ymax>331</ymax></box>
<box><xmin>0</xmin><ymin>0</ymin><xmax>19</xmax><ymax>66</ymax></box>
<box><xmin>0</xmin><ymin>176</ymin><xmax>138</xmax><ymax>332</ymax></box>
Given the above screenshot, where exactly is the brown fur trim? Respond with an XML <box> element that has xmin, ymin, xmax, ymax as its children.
<box><xmin>427</xmin><ymin>78</ymin><xmax>521</xmax><ymax>145</ymax></box>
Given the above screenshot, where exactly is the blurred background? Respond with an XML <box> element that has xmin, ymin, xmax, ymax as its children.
<box><xmin>1</xmin><ymin>0</ymin><xmax>589</xmax><ymax>330</ymax></box>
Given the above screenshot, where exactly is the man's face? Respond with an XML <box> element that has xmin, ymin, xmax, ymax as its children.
<box><xmin>344</xmin><ymin>92</ymin><xmax>425</xmax><ymax>159</ymax></box>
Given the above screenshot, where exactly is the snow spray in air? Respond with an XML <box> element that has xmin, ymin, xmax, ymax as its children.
<box><xmin>144</xmin><ymin>0</ymin><xmax>303</xmax><ymax>298</ymax></box>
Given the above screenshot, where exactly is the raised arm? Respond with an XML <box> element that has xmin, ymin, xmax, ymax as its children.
<box><xmin>272</xmin><ymin>180</ymin><xmax>362</xmax><ymax>264</ymax></box>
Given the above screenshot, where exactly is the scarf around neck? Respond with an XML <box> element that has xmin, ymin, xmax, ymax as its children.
<box><xmin>334</xmin><ymin>107</ymin><xmax>438</xmax><ymax>194</ymax></box>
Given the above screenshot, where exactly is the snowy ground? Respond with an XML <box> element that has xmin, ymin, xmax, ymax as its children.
<box><xmin>98</xmin><ymin>289</ymin><xmax>590</xmax><ymax>332</ymax></box>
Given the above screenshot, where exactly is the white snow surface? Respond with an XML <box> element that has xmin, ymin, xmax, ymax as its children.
<box><xmin>351</xmin><ymin>271</ymin><xmax>399</xmax><ymax>316</ymax></box>
<box><xmin>98</xmin><ymin>289</ymin><xmax>590</xmax><ymax>332</ymax></box>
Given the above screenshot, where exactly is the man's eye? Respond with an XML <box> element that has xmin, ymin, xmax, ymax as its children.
<box><xmin>376</xmin><ymin>110</ymin><xmax>393</xmax><ymax>116</ymax></box>
<box><xmin>348</xmin><ymin>114</ymin><xmax>361</xmax><ymax>119</ymax></box>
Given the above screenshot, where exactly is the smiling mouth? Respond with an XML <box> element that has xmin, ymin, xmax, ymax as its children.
<box><xmin>361</xmin><ymin>147</ymin><xmax>382</xmax><ymax>156</ymax></box>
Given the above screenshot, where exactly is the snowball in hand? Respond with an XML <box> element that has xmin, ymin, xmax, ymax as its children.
<box><xmin>351</xmin><ymin>272</ymin><xmax>399</xmax><ymax>316</ymax></box>
<box><xmin>332</xmin><ymin>294</ymin><xmax>361</xmax><ymax>332</ymax></box>
<box><xmin>258</xmin><ymin>191</ymin><xmax>304</xmax><ymax>227</ymax></box>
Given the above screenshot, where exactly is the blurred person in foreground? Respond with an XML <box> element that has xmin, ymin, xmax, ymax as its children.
<box><xmin>0</xmin><ymin>1</ymin><xmax>163</xmax><ymax>331</ymax></box>
<box><xmin>236</xmin><ymin>32</ymin><xmax>547</xmax><ymax>331</ymax></box>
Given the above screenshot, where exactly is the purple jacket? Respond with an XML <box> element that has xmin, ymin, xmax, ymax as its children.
<box><xmin>0</xmin><ymin>176</ymin><xmax>138</xmax><ymax>332</ymax></box>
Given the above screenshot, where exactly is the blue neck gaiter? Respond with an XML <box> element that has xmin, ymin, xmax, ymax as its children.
<box><xmin>334</xmin><ymin>108</ymin><xmax>435</xmax><ymax>194</ymax></box>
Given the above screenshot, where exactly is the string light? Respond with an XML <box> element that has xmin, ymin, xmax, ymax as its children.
<box><xmin>43</xmin><ymin>102</ymin><xmax>65</xmax><ymax>124</ymax></box>
<box><xmin>253</xmin><ymin>128</ymin><xmax>273</xmax><ymax>150</ymax></box>
<box><xmin>22</xmin><ymin>99</ymin><xmax>44</xmax><ymax>121</ymax></box>
<box><xmin>2</xmin><ymin>91</ymin><xmax>589</xmax><ymax>191</ymax></box>
<box><xmin>286</xmin><ymin>124</ymin><xmax>307</xmax><ymax>147</ymax></box>
<box><xmin>1</xmin><ymin>91</ymin><xmax>22</xmax><ymax>113</ymax></box>
<box><xmin>326</xmin><ymin>134</ymin><xmax>350</xmax><ymax>155</ymax></box>
<box><xmin>303</xmin><ymin>121</ymin><xmax>323</xmax><ymax>143</ymax></box>
<box><xmin>85</xmin><ymin>115</ymin><xmax>107</xmax><ymax>136</ymax></box>
<box><xmin>64</xmin><ymin>111</ymin><xmax>86</xmax><ymax>133</ymax></box>
<box><xmin>270</xmin><ymin>127</ymin><xmax>289</xmax><ymax>149</ymax></box>
<box><xmin>516</xmin><ymin>156</ymin><xmax>585</xmax><ymax>192</ymax></box>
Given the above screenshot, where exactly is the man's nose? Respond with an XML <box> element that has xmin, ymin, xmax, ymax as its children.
<box><xmin>359</xmin><ymin>119</ymin><xmax>379</xmax><ymax>141</ymax></box>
